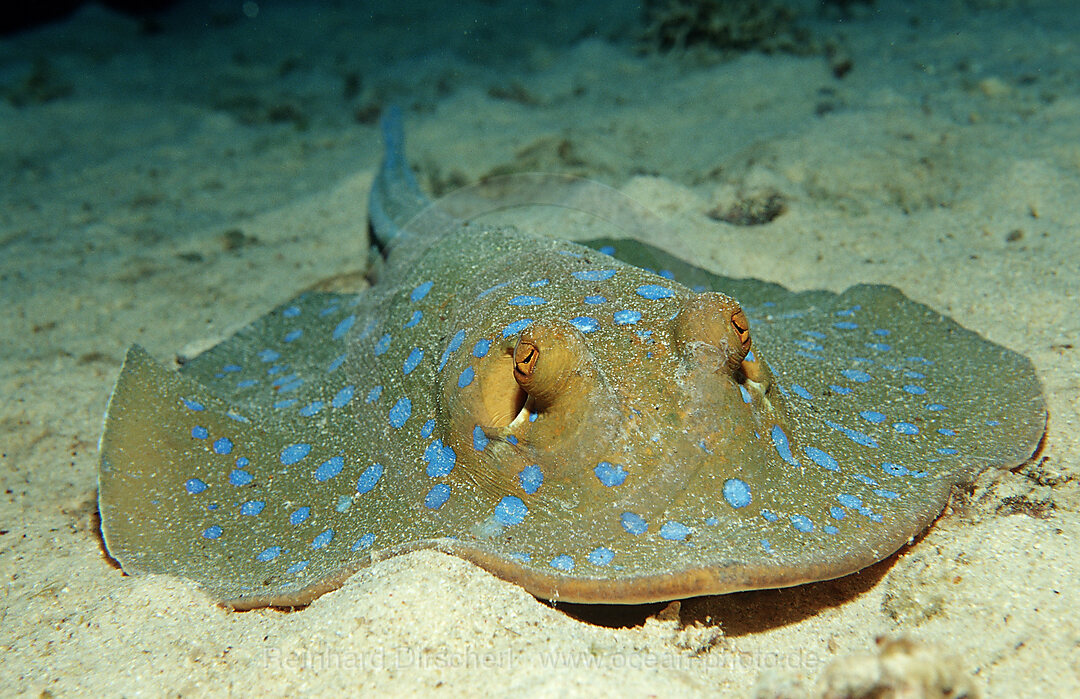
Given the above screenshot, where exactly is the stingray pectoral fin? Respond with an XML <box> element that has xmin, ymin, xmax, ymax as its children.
<box><xmin>98</xmin><ymin>346</ymin><xmax>382</xmax><ymax>608</ymax></box>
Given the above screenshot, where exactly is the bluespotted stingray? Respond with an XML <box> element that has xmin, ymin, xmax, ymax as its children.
<box><xmin>98</xmin><ymin>108</ymin><xmax>1045</xmax><ymax>609</ymax></box>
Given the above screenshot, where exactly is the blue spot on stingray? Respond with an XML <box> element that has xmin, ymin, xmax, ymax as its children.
<box><xmin>271</xmin><ymin>398</ymin><xmax>295</xmax><ymax>410</ymax></box>
<box><xmin>506</xmin><ymin>435</ymin><xmax>518</xmax><ymax>445</ymax></box>
<box><xmin>761</xmin><ymin>509</ymin><xmax>779</xmax><ymax>522</ymax></box>
<box><xmin>332</xmin><ymin>385</ymin><xmax>355</xmax><ymax>409</ymax></box>
<box><xmin>185</xmin><ymin>478</ymin><xmax>207</xmax><ymax>494</ymax></box>
<box><xmin>659</xmin><ymin>521</ymin><xmax>691</xmax><ymax>541</ymax></box>
<box><xmin>509</xmin><ymin>295</ymin><xmax>547</xmax><ymax>306</ymax></box>
<box><xmin>804</xmin><ymin>446</ymin><xmax>840</xmax><ymax>472</ymax></box>
<box><xmin>411</xmin><ymin>281</ymin><xmax>434</xmax><ymax>302</ymax></box>
<box><xmin>569</xmin><ymin>316</ymin><xmax>599</xmax><ymax>333</ymax></box>
<box><xmin>834</xmin><ymin>321</ymin><xmax>858</xmax><ymax>330</ymax></box>
<box><xmin>791</xmin><ymin>384</ymin><xmax>813</xmax><ymax>400</ymax></box>
<box><xmin>573</xmin><ymin>269</ymin><xmax>616</xmax><ymax>282</ymax></box>
<box><xmin>229</xmin><ymin>469</ymin><xmax>253</xmax><ymax>486</ymax></box>
<box><xmin>841</xmin><ymin>369</ymin><xmax>872</xmax><ymax>383</ymax></box>
<box><xmin>659</xmin><ymin>270</ymin><xmax>675</xmax><ymax>279</ymax></box>
<box><xmin>881</xmin><ymin>462</ymin><xmax>909</xmax><ymax>476</ymax></box>
<box><xmin>258</xmin><ymin>349</ymin><xmax>280</xmax><ymax>362</ymax></box>
<box><xmin>866</xmin><ymin>342</ymin><xmax>891</xmax><ymax>352</ymax></box>
<box><xmin>494</xmin><ymin>496</ymin><xmax>527</xmax><ymax>526</ymax></box>
<box><xmin>424</xmin><ymin>439</ymin><xmax>457</xmax><ymax>477</ymax></box>
<box><xmin>829</xmin><ymin>384</ymin><xmax>853</xmax><ymax>395</ymax></box>
<box><xmin>860</xmin><ymin>410</ymin><xmax>886</xmax><ymax>423</ymax></box>
<box><xmin>746</xmin><ymin>349</ymin><xmax>756</xmax><ymax>362</ymax></box>
<box><xmin>530</xmin><ymin>278</ymin><xmax>549</xmax><ymax>287</ymax></box>
<box><xmin>903</xmin><ymin>384</ymin><xmax>927</xmax><ymax>395</ymax></box>
<box><xmin>312</xmin><ymin>529</ymin><xmax>334</xmax><ymax>549</ymax></box>
<box><xmin>790</xmin><ymin>515</ymin><xmax>814</xmax><ymax>533</ymax></box>
<box><xmin>761</xmin><ymin>539</ymin><xmax>773</xmax><ymax>554</ymax></box>
<box><xmin>277</xmin><ymin>378</ymin><xmax>304</xmax><ymax>393</ymax></box>
<box><xmin>457</xmin><ymin>366</ymin><xmax>475</xmax><ymax>388</ymax></box>
<box><xmin>424</xmin><ymin>484</ymin><xmax>450</xmax><ymax>509</ymax></box>
<box><xmin>283</xmin><ymin>329</ymin><xmax>302</xmax><ymax>343</ymax></box>
<box><xmin>472</xmin><ymin>425</ymin><xmax>489</xmax><ymax>451</ymax></box>
<box><xmin>770</xmin><ymin>425</ymin><xmax>799</xmax><ymax>466</ymax></box>
<box><xmin>438</xmin><ymin>329</ymin><xmax>466</xmax><ymax>371</ymax></box>
<box><xmin>374</xmin><ymin>334</ymin><xmax>392</xmax><ymax>356</ymax></box>
<box><xmin>267</xmin><ymin>365</ymin><xmax>285</xmax><ymax>376</ymax></box>
<box><xmin>236</xmin><ymin>457</ymin><xmax>249</xmax><ymax>467</ymax></box>
<box><xmin>280</xmin><ymin>443</ymin><xmax>311</xmax><ymax>465</ymax></box>
<box><xmin>519</xmin><ymin>465</ymin><xmax>543</xmax><ymax>494</ymax></box>
<box><xmin>404</xmin><ymin>310</ymin><xmax>423</xmax><ymax>328</ymax></box>
<box><xmin>854</xmin><ymin>473</ymin><xmax>879</xmax><ymax>487</ymax></box>
<box><xmin>875</xmin><ymin>489</ymin><xmax>900</xmax><ymax>499</ymax></box>
<box><xmin>723</xmin><ymin>478</ymin><xmax>752</xmax><ymax>508</ymax></box>
<box><xmin>594</xmin><ymin>461</ymin><xmax>628</xmax><ymax>487</ymax></box>
<box><xmin>240</xmin><ymin>500</ymin><xmax>265</xmax><ymax>516</ymax></box>
<box><xmin>356</xmin><ymin>463</ymin><xmax>384</xmax><ymax>494</ymax></box>
<box><xmin>202</xmin><ymin>525</ymin><xmax>222</xmax><ymax>539</ymax></box>
<box><xmin>938</xmin><ymin>447</ymin><xmax>959</xmax><ymax>455</ymax></box>
<box><xmin>476</xmin><ymin>281</ymin><xmax>510</xmax><ymax>299</ymax></box>
<box><xmin>314</xmin><ymin>456</ymin><xmax>343</xmax><ymax>482</ymax></box>
<box><xmin>502</xmin><ymin>319</ymin><xmax>534</xmax><ymax>337</ymax></box>
<box><xmin>986</xmin><ymin>419</ymin><xmax>1001</xmax><ymax>426</ymax></box>
<box><xmin>795</xmin><ymin>340</ymin><xmax>824</xmax><ymax>351</ymax></box>
<box><xmin>824</xmin><ymin>420</ymin><xmax>879</xmax><ymax>448</ymax></box>
<box><xmin>588</xmin><ymin>548</ymin><xmax>614</xmax><ymax>566</ymax></box>
<box><xmin>299</xmin><ymin>401</ymin><xmax>323</xmax><ymax>417</ymax></box>
<box><xmin>256</xmin><ymin>546</ymin><xmax>281</xmax><ymax>562</ymax></box>
<box><xmin>830</xmin><ymin>507</ymin><xmax>846</xmax><ymax>520</ymax></box>
<box><xmin>389</xmin><ymin>398</ymin><xmax>411</xmax><ymax>428</ymax></box>
<box><xmin>286</xmin><ymin>561</ymin><xmax>309</xmax><ymax>575</ymax></box>
<box><xmin>550</xmin><ymin>555</ymin><xmax>574</xmax><ymax>571</ymax></box>
<box><xmin>823</xmin><ymin>525</ymin><xmax>839</xmax><ymax>535</ymax></box>
<box><xmin>283</xmin><ymin>306</ymin><xmax>301</xmax><ymax>318</ymax></box>
<box><xmin>402</xmin><ymin>347</ymin><xmax>423</xmax><ymax>375</ymax></box>
<box><xmin>320</xmin><ymin>304</ymin><xmax>339</xmax><ymax>317</ymax></box>
<box><xmin>182</xmin><ymin>398</ymin><xmax>205</xmax><ymax>411</ymax></box>
<box><xmin>421</xmin><ymin>419</ymin><xmax>435</xmax><ymax>439</ymax></box>
<box><xmin>583</xmin><ymin>295</ymin><xmax>606</xmax><ymax>304</ymax></box>
<box><xmin>365</xmin><ymin>386</ymin><xmax>383</xmax><ymax>403</ymax></box>
<box><xmin>636</xmin><ymin>284</ymin><xmax>675</xmax><ymax>299</ymax></box>
<box><xmin>938</xmin><ymin>428</ymin><xmax>957</xmax><ymax>436</ymax></box>
<box><xmin>211</xmin><ymin>437</ymin><xmax>233</xmax><ymax>455</ymax></box>
<box><xmin>739</xmin><ymin>385</ymin><xmax>752</xmax><ymax>404</ymax></box>
<box><xmin>705</xmin><ymin>517</ymin><xmax>719</xmax><ymax>526</ymax></box>
<box><xmin>290</xmin><ymin>507</ymin><xmax>309</xmax><ymax>525</ymax></box>
<box><xmin>613</xmin><ymin>309</ymin><xmax>642</xmax><ymax>325</ymax></box>
<box><xmin>837</xmin><ymin>493</ymin><xmax>862</xmax><ymax>508</ymax></box>
<box><xmin>621</xmin><ymin>511</ymin><xmax>648</xmax><ymax>535</ymax></box>
<box><xmin>472</xmin><ymin>339</ymin><xmax>491</xmax><ymax>358</ymax></box>
<box><xmin>598</xmin><ymin>245</ymin><xmax>616</xmax><ymax>255</ymax></box>
<box><xmin>333</xmin><ymin>315</ymin><xmax>355</xmax><ymax>341</ymax></box>
<box><xmin>351</xmin><ymin>533</ymin><xmax>376</xmax><ymax>551</ymax></box>
<box><xmin>237</xmin><ymin>379</ymin><xmax>258</xmax><ymax>389</ymax></box>
<box><xmin>191</xmin><ymin>425</ymin><xmax>209</xmax><ymax>439</ymax></box>
<box><xmin>894</xmin><ymin>422</ymin><xmax>919</xmax><ymax>435</ymax></box>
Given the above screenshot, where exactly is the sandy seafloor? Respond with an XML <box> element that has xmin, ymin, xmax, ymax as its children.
<box><xmin>2</xmin><ymin>0</ymin><xmax>1078</xmax><ymax>696</ymax></box>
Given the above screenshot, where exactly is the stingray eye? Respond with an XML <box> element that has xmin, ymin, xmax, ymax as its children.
<box><xmin>509</xmin><ymin>321</ymin><xmax>600</xmax><ymax>411</ymax></box>
<box><xmin>731</xmin><ymin>309</ymin><xmax>751</xmax><ymax>351</ymax></box>
<box><xmin>672</xmin><ymin>292</ymin><xmax>752</xmax><ymax>373</ymax></box>
<box><xmin>514</xmin><ymin>340</ymin><xmax>539</xmax><ymax>381</ymax></box>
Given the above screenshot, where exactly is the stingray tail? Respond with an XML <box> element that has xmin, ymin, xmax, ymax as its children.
<box><xmin>369</xmin><ymin>106</ymin><xmax>457</xmax><ymax>251</ymax></box>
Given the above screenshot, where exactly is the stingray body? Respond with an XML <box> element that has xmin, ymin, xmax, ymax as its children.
<box><xmin>98</xmin><ymin>108</ymin><xmax>1045</xmax><ymax>609</ymax></box>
